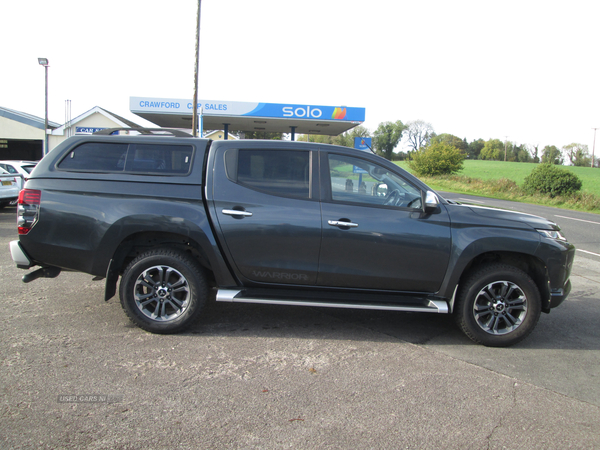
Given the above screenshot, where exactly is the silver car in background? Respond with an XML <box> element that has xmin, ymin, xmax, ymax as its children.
<box><xmin>0</xmin><ymin>167</ymin><xmax>21</xmax><ymax>208</ymax></box>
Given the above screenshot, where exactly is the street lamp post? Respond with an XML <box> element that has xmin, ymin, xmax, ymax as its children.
<box><xmin>38</xmin><ymin>58</ymin><xmax>49</xmax><ymax>155</ymax></box>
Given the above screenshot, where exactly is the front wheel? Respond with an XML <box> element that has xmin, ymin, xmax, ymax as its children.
<box><xmin>119</xmin><ymin>248</ymin><xmax>208</xmax><ymax>334</ymax></box>
<box><xmin>454</xmin><ymin>264</ymin><xmax>541</xmax><ymax>347</ymax></box>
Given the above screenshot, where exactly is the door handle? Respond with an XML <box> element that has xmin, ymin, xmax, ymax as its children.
<box><xmin>328</xmin><ymin>220</ymin><xmax>358</xmax><ymax>228</ymax></box>
<box><xmin>222</xmin><ymin>209</ymin><xmax>253</xmax><ymax>217</ymax></box>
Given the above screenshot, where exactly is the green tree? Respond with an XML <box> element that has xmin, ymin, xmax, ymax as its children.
<box><xmin>430</xmin><ymin>134</ymin><xmax>468</xmax><ymax>154</ymax></box>
<box><xmin>297</xmin><ymin>134</ymin><xmax>334</xmax><ymax>144</ymax></box>
<box><xmin>373</xmin><ymin>120</ymin><xmax>406</xmax><ymax>160</ymax></box>
<box><xmin>563</xmin><ymin>143</ymin><xmax>591</xmax><ymax>167</ymax></box>
<box><xmin>408</xmin><ymin>142</ymin><xmax>465</xmax><ymax>176</ymax></box>
<box><xmin>479</xmin><ymin>139</ymin><xmax>505</xmax><ymax>160</ymax></box>
<box><xmin>526</xmin><ymin>144</ymin><xmax>540</xmax><ymax>163</ymax></box>
<box><xmin>332</xmin><ymin>125</ymin><xmax>371</xmax><ymax>148</ymax></box>
<box><xmin>541</xmin><ymin>145</ymin><xmax>563</xmax><ymax>164</ymax></box>
<box><xmin>467</xmin><ymin>139</ymin><xmax>485</xmax><ymax>159</ymax></box>
<box><xmin>505</xmin><ymin>143</ymin><xmax>531</xmax><ymax>162</ymax></box>
<box><xmin>515</xmin><ymin>144</ymin><xmax>531</xmax><ymax>162</ymax></box>
<box><xmin>238</xmin><ymin>131</ymin><xmax>284</xmax><ymax>140</ymax></box>
<box><xmin>405</xmin><ymin>120</ymin><xmax>434</xmax><ymax>151</ymax></box>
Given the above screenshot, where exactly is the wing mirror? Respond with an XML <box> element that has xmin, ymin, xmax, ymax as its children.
<box><xmin>423</xmin><ymin>190</ymin><xmax>439</xmax><ymax>212</ymax></box>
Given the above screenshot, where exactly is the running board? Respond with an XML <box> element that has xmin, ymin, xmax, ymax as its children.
<box><xmin>216</xmin><ymin>289</ymin><xmax>449</xmax><ymax>314</ymax></box>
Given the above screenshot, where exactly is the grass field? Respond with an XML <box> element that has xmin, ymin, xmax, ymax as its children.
<box><xmin>397</xmin><ymin>160</ymin><xmax>600</xmax><ymax>197</ymax></box>
<box><xmin>395</xmin><ymin>160</ymin><xmax>600</xmax><ymax>213</ymax></box>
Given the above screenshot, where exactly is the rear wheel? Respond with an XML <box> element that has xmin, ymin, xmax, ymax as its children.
<box><xmin>119</xmin><ymin>248</ymin><xmax>208</xmax><ymax>334</ymax></box>
<box><xmin>454</xmin><ymin>264</ymin><xmax>541</xmax><ymax>347</ymax></box>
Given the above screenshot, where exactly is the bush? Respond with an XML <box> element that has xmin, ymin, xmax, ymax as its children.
<box><xmin>522</xmin><ymin>164</ymin><xmax>582</xmax><ymax>197</ymax></box>
<box><xmin>408</xmin><ymin>142</ymin><xmax>465</xmax><ymax>176</ymax></box>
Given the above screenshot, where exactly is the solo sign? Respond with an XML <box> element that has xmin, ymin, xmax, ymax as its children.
<box><xmin>282</xmin><ymin>106</ymin><xmax>323</xmax><ymax>118</ymax></box>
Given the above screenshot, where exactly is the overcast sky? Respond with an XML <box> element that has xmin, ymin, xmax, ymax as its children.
<box><xmin>3</xmin><ymin>0</ymin><xmax>600</xmax><ymax>152</ymax></box>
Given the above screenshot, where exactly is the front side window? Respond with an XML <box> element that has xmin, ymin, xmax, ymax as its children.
<box><xmin>235</xmin><ymin>149</ymin><xmax>311</xmax><ymax>199</ymax></box>
<box><xmin>328</xmin><ymin>154</ymin><xmax>422</xmax><ymax>208</ymax></box>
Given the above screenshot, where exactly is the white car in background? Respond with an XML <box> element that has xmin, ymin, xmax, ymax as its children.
<box><xmin>0</xmin><ymin>161</ymin><xmax>37</xmax><ymax>189</ymax></box>
<box><xmin>0</xmin><ymin>167</ymin><xmax>20</xmax><ymax>208</ymax></box>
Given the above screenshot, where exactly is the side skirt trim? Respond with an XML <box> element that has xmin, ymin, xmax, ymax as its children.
<box><xmin>216</xmin><ymin>289</ymin><xmax>449</xmax><ymax>314</ymax></box>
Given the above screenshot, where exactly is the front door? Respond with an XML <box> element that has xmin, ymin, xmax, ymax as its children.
<box><xmin>318</xmin><ymin>152</ymin><xmax>451</xmax><ymax>293</ymax></box>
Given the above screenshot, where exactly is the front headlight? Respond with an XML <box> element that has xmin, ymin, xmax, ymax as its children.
<box><xmin>537</xmin><ymin>229</ymin><xmax>567</xmax><ymax>241</ymax></box>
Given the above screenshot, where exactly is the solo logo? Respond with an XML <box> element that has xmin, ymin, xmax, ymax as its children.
<box><xmin>282</xmin><ymin>106</ymin><xmax>323</xmax><ymax>118</ymax></box>
<box><xmin>332</xmin><ymin>107</ymin><xmax>346</xmax><ymax>120</ymax></box>
<box><xmin>282</xmin><ymin>106</ymin><xmax>348</xmax><ymax>120</ymax></box>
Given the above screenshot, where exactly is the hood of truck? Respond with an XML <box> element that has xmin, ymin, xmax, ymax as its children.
<box><xmin>449</xmin><ymin>203</ymin><xmax>560</xmax><ymax>231</ymax></box>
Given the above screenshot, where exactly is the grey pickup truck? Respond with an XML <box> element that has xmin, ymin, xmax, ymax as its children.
<box><xmin>10</xmin><ymin>129</ymin><xmax>575</xmax><ymax>346</ymax></box>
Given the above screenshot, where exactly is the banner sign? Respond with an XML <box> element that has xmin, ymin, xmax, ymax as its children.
<box><xmin>354</xmin><ymin>137</ymin><xmax>372</xmax><ymax>152</ymax></box>
<box><xmin>76</xmin><ymin>127</ymin><xmax>106</xmax><ymax>134</ymax></box>
<box><xmin>130</xmin><ymin>97</ymin><xmax>365</xmax><ymax>122</ymax></box>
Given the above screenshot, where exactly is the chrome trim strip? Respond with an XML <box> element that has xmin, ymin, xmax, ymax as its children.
<box><xmin>429</xmin><ymin>300</ymin><xmax>449</xmax><ymax>314</ymax></box>
<box><xmin>216</xmin><ymin>289</ymin><xmax>449</xmax><ymax>313</ymax></box>
<box><xmin>216</xmin><ymin>289</ymin><xmax>242</xmax><ymax>302</ymax></box>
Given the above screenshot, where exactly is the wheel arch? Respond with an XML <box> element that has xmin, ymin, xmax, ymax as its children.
<box><xmin>103</xmin><ymin>230</ymin><xmax>225</xmax><ymax>301</ymax></box>
<box><xmin>450</xmin><ymin>251</ymin><xmax>550</xmax><ymax>314</ymax></box>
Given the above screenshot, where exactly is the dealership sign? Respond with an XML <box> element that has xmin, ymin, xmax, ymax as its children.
<box><xmin>76</xmin><ymin>127</ymin><xmax>106</xmax><ymax>134</ymax></box>
<box><xmin>130</xmin><ymin>97</ymin><xmax>365</xmax><ymax>122</ymax></box>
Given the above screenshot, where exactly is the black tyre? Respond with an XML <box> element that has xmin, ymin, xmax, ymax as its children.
<box><xmin>119</xmin><ymin>248</ymin><xmax>208</xmax><ymax>334</ymax></box>
<box><xmin>454</xmin><ymin>264</ymin><xmax>541</xmax><ymax>347</ymax></box>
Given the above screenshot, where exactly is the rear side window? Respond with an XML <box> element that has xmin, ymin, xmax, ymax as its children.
<box><xmin>0</xmin><ymin>164</ymin><xmax>18</xmax><ymax>174</ymax></box>
<box><xmin>58</xmin><ymin>142</ymin><xmax>128</xmax><ymax>172</ymax></box>
<box><xmin>57</xmin><ymin>142</ymin><xmax>193</xmax><ymax>175</ymax></box>
<box><xmin>128</xmin><ymin>144</ymin><xmax>193</xmax><ymax>174</ymax></box>
<box><xmin>233</xmin><ymin>149</ymin><xmax>310</xmax><ymax>199</ymax></box>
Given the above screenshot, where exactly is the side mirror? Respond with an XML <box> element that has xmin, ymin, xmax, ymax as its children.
<box><xmin>423</xmin><ymin>190</ymin><xmax>439</xmax><ymax>212</ymax></box>
<box><xmin>373</xmin><ymin>182</ymin><xmax>388</xmax><ymax>197</ymax></box>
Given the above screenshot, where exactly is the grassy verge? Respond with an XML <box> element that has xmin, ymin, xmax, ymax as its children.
<box><xmin>395</xmin><ymin>161</ymin><xmax>600</xmax><ymax>214</ymax></box>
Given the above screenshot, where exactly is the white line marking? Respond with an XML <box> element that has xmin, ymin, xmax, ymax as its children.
<box><xmin>458</xmin><ymin>198</ymin><xmax>485</xmax><ymax>204</ymax></box>
<box><xmin>555</xmin><ymin>215</ymin><xmax>600</xmax><ymax>225</ymax></box>
<box><xmin>578</xmin><ymin>249</ymin><xmax>600</xmax><ymax>257</ymax></box>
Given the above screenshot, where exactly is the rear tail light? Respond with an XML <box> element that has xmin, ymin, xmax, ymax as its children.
<box><xmin>18</xmin><ymin>189</ymin><xmax>41</xmax><ymax>235</ymax></box>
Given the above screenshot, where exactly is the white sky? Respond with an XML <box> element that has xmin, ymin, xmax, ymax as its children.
<box><xmin>2</xmin><ymin>0</ymin><xmax>600</xmax><ymax>152</ymax></box>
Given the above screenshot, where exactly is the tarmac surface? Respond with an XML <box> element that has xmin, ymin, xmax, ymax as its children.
<box><xmin>1</xmin><ymin>201</ymin><xmax>599</xmax><ymax>449</ymax></box>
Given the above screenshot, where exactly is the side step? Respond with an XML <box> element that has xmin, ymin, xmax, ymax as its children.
<box><xmin>216</xmin><ymin>289</ymin><xmax>449</xmax><ymax>314</ymax></box>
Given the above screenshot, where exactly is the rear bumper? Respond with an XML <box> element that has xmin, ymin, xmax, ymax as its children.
<box><xmin>10</xmin><ymin>240</ymin><xmax>33</xmax><ymax>269</ymax></box>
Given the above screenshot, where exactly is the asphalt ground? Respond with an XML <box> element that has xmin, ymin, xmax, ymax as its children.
<box><xmin>1</xmin><ymin>201</ymin><xmax>599</xmax><ymax>449</ymax></box>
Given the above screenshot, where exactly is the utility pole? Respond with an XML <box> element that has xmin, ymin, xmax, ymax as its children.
<box><xmin>592</xmin><ymin>128</ymin><xmax>598</xmax><ymax>168</ymax></box>
<box><xmin>191</xmin><ymin>1</ymin><xmax>201</xmax><ymax>137</ymax></box>
<box><xmin>504</xmin><ymin>136</ymin><xmax>508</xmax><ymax>161</ymax></box>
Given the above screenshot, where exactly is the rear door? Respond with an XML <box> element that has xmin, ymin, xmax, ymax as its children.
<box><xmin>317</xmin><ymin>151</ymin><xmax>452</xmax><ymax>293</ymax></box>
<box><xmin>210</xmin><ymin>143</ymin><xmax>322</xmax><ymax>285</ymax></box>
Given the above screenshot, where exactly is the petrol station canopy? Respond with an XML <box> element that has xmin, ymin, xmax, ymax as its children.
<box><xmin>130</xmin><ymin>97</ymin><xmax>365</xmax><ymax>137</ymax></box>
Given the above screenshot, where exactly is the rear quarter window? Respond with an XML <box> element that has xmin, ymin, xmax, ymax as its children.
<box><xmin>57</xmin><ymin>142</ymin><xmax>194</xmax><ymax>175</ymax></box>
